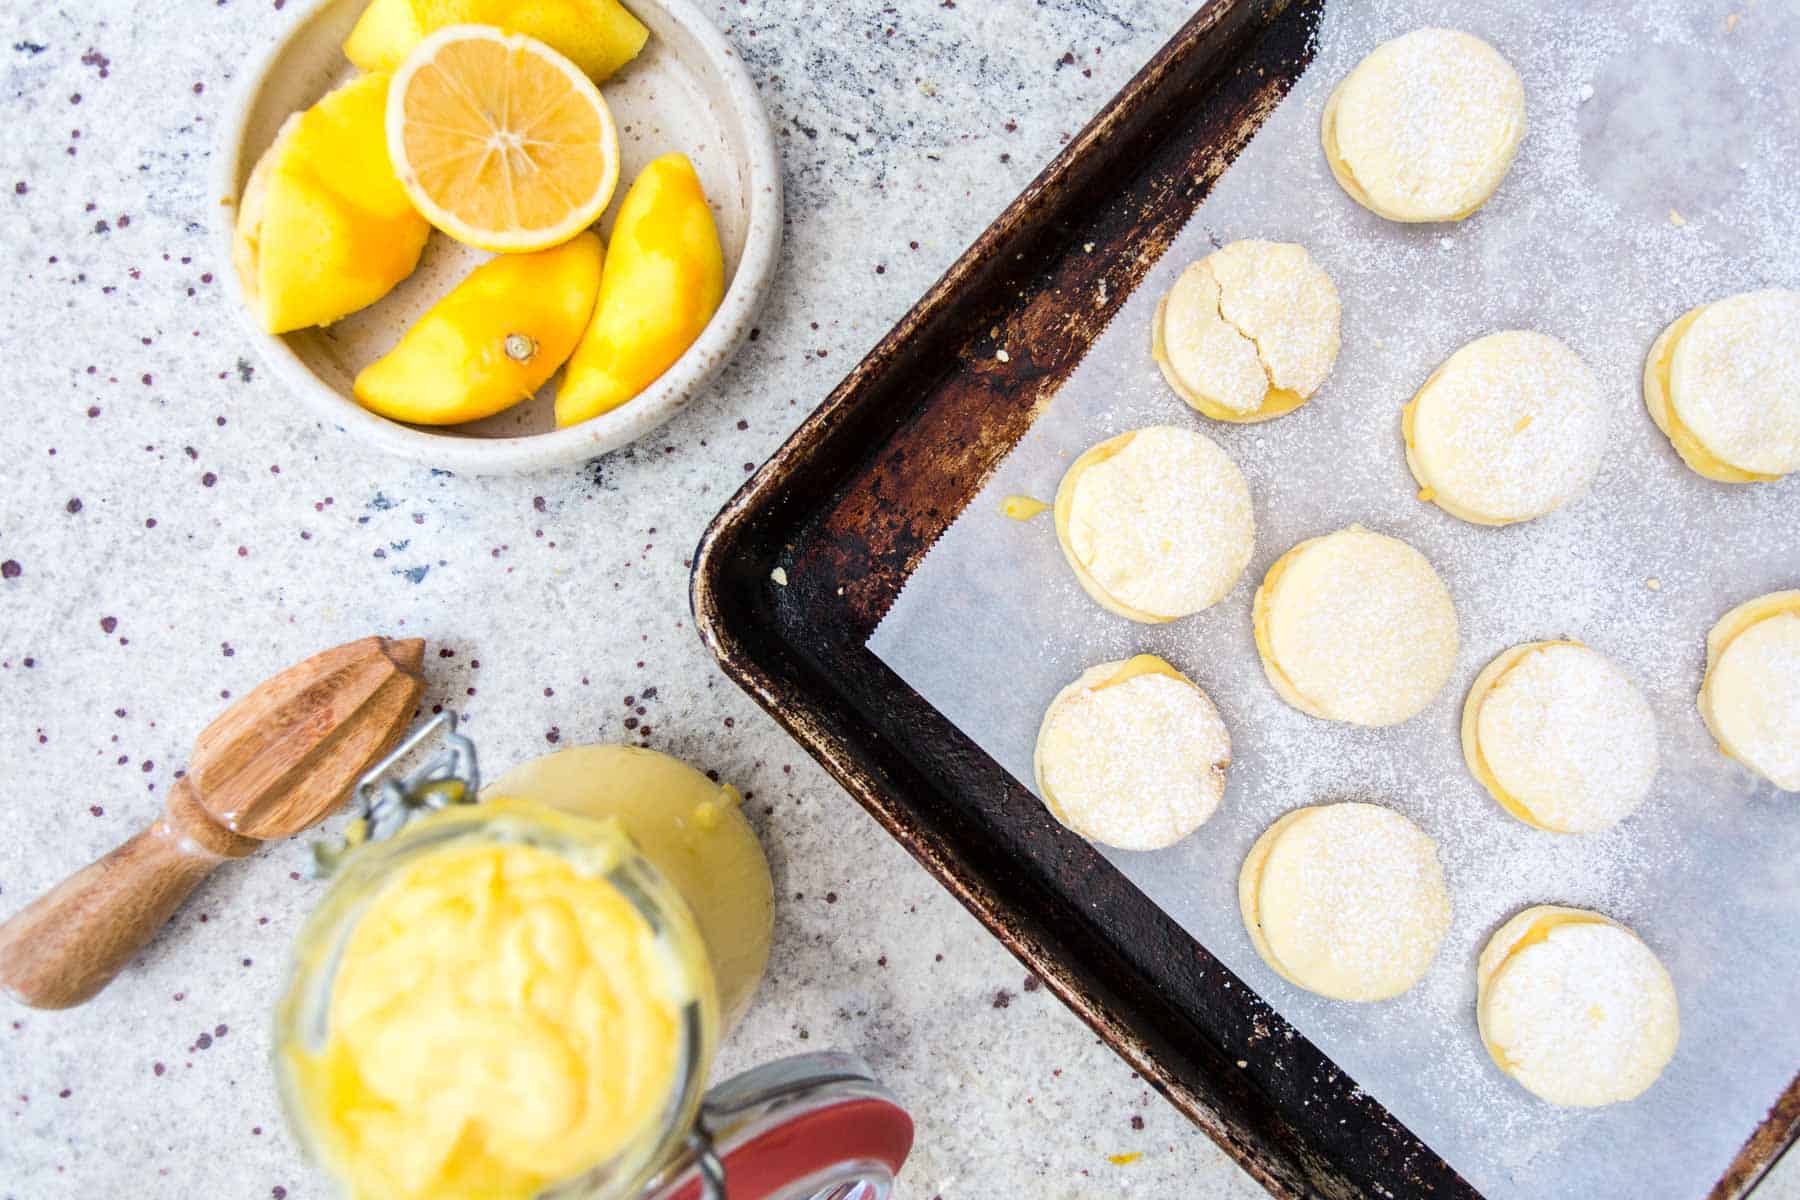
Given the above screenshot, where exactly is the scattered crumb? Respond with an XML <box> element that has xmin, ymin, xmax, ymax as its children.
<box><xmin>1668</xmin><ymin>208</ymin><xmax>1688</xmax><ymax>227</ymax></box>
<box><xmin>1577</xmin><ymin>82</ymin><xmax>1595</xmax><ymax>103</ymax></box>
<box><xmin>1107</xmin><ymin>1152</ymin><xmax>1142</xmax><ymax>1166</ymax></box>
<box><xmin>770</xmin><ymin>566</ymin><xmax>788</xmax><ymax>586</ymax></box>
<box><xmin>996</xmin><ymin>348</ymin><xmax>1011</xmax><ymax>363</ymax></box>
<box><xmin>1647</xmin><ymin>577</ymin><xmax>1662</xmax><ymax>591</ymax></box>
<box><xmin>1725</xmin><ymin>12</ymin><xmax>1740</xmax><ymax>32</ymax></box>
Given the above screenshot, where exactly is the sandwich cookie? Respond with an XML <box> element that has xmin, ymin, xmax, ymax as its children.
<box><xmin>1698</xmin><ymin>591</ymin><xmax>1800</xmax><ymax>790</ymax></box>
<box><xmin>1239</xmin><ymin>802</ymin><xmax>1451</xmax><ymax>1001</ymax></box>
<box><xmin>1644</xmin><ymin>288</ymin><xmax>1800</xmax><ymax>483</ymax></box>
<box><xmin>1252</xmin><ymin>525</ymin><xmax>1459</xmax><ymax>725</ymax></box>
<box><xmin>1477</xmin><ymin>905</ymin><xmax>1679</xmax><ymax>1107</ymax></box>
<box><xmin>1034</xmin><ymin>655</ymin><xmax>1231</xmax><ymax>852</ymax></box>
<box><xmin>1404</xmin><ymin>331</ymin><xmax>1608</xmax><ymax>525</ymax></box>
<box><xmin>1152</xmin><ymin>240</ymin><xmax>1341</xmax><ymax>423</ymax></box>
<box><xmin>1462</xmin><ymin>641</ymin><xmax>1658</xmax><ymax>832</ymax></box>
<box><xmin>1321</xmin><ymin>28</ymin><xmax>1525</xmax><ymax>223</ymax></box>
<box><xmin>1054</xmin><ymin>426</ymin><xmax>1255</xmax><ymax>623</ymax></box>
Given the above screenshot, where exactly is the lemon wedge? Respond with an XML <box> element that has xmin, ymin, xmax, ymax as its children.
<box><xmin>232</xmin><ymin>73</ymin><xmax>430</xmax><ymax>333</ymax></box>
<box><xmin>556</xmin><ymin>153</ymin><xmax>723</xmax><ymax>425</ymax></box>
<box><xmin>354</xmin><ymin>232</ymin><xmax>603</xmax><ymax>425</ymax></box>
<box><xmin>346</xmin><ymin>0</ymin><xmax>649</xmax><ymax>83</ymax></box>
<box><xmin>386</xmin><ymin>25</ymin><xmax>620</xmax><ymax>253</ymax></box>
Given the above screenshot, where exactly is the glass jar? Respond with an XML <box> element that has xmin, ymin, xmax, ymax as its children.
<box><xmin>274</xmin><ymin>714</ymin><xmax>911</xmax><ymax>1200</ymax></box>
<box><xmin>484</xmin><ymin>744</ymin><xmax>774</xmax><ymax>1033</ymax></box>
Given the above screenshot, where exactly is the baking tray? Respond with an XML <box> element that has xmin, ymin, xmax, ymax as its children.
<box><xmin>689</xmin><ymin>1</ymin><xmax>1800</xmax><ymax>1194</ymax></box>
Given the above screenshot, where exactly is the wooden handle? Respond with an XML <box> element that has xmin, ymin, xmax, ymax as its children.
<box><xmin>0</xmin><ymin>778</ymin><xmax>258</xmax><ymax>1009</ymax></box>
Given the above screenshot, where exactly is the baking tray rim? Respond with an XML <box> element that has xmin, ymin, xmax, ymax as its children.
<box><xmin>689</xmin><ymin>0</ymin><xmax>1800</xmax><ymax>1192</ymax></box>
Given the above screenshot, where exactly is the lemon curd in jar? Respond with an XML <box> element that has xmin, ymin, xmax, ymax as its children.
<box><xmin>277</xmin><ymin>801</ymin><xmax>716</xmax><ymax>1200</ymax></box>
<box><xmin>485</xmin><ymin>744</ymin><xmax>776</xmax><ymax>1032</ymax></box>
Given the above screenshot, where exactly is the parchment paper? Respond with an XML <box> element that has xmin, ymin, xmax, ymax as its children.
<box><xmin>867</xmin><ymin>1</ymin><xmax>1800</xmax><ymax>1195</ymax></box>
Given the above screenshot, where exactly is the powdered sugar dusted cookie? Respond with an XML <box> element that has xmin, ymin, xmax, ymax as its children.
<box><xmin>1034</xmin><ymin>656</ymin><xmax>1230</xmax><ymax>851</ymax></box>
<box><xmin>1152</xmin><ymin>240</ymin><xmax>1340</xmax><ymax>423</ymax></box>
<box><xmin>1644</xmin><ymin>289</ymin><xmax>1800</xmax><ymax>483</ymax></box>
<box><xmin>1698</xmin><ymin>590</ymin><xmax>1800</xmax><ymax>791</ymax></box>
<box><xmin>1054</xmin><ymin>425</ymin><xmax>1255</xmax><ymax>623</ymax></box>
<box><xmin>1252</xmin><ymin>525</ymin><xmax>1459</xmax><ymax>726</ymax></box>
<box><xmin>1477</xmin><ymin>906</ymin><xmax>1679</xmax><ymax>1107</ymax></box>
<box><xmin>1322</xmin><ymin>28</ymin><xmax>1525</xmax><ymax>223</ymax></box>
<box><xmin>1239</xmin><ymin>802</ymin><xmax>1451</xmax><ymax>1001</ymax></box>
<box><xmin>1462</xmin><ymin>641</ymin><xmax>1658</xmax><ymax>832</ymax></box>
<box><xmin>1404</xmin><ymin>331</ymin><xmax>1608</xmax><ymax>525</ymax></box>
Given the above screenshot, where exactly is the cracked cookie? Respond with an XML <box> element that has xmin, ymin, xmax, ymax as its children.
<box><xmin>1152</xmin><ymin>240</ymin><xmax>1340</xmax><ymax>423</ymax></box>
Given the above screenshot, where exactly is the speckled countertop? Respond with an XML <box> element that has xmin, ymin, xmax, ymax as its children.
<box><xmin>0</xmin><ymin>2</ymin><xmax>1793</xmax><ymax>1198</ymax></box>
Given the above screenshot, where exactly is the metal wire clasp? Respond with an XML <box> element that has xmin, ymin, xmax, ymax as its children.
<box><xmin>310</xmin><ymin>711</ymin><xmax>481</xmax><ymax>878</ymax></box>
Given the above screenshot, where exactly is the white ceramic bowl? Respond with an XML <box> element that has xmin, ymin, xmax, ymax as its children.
<box><xmin>214</xmin><ymin>0</ymin><xmax>781</xmax><ymax>474</ymax></box>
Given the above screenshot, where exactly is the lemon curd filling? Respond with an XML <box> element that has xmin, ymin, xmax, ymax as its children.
<box><xmin>484</xmin><ymin>745</ymin><xmax>775</xmax><ymax>1033</ymax></box>
<box><xmin>1000</xmin><ymin>494</ymin><xmax>1049</xmax><ymax>521</ymax></box>
<box><xmin>284</xmin><ymin>802</ymin><xmax>707</xmax><ymax>1200</ymax></box>
<box><xmin>1093</xmin><ymin>653</ymin><xmax>1189</xmax><ymax>691</ymax></box>
<box><xmin>1643</xmin><ymin>305</ymin><xmax>1776</xmax><ymax>483</ymax></box>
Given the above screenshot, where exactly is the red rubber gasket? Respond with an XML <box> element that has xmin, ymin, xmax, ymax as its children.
<box><xmin>661</xmin><ymin>1096</ymin><xmax>914</xmax><ymax>1200</ymax></box>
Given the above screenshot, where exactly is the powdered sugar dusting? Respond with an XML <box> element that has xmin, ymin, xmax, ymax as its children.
<box><xmin>1668</xmin><ymin>288</ymin><xmax>1800</xmax><ymax>476</ymax></box>
<box><xmin>1482</xmin><ymin>920</ymin><xmax>1679</xmax><ymax>1108</ymax></box>
<box><xmin>1207</xmin><ymin>240</ymin><xmax>1341</xmax><ymax>398</ymax></box>
<box><xmin>1410</xmin><ymin>331</ymin><xmax>1608</xmax><ymax>522</ymax></box>
<box><xmin>1038</xmin><ymin>667</ymin><xmax>1230</xmax><ymax>851</ymax></box>
<box><xmin>1064</xmin><ymin>425</ymin><xmax>1254</xmax><ymax>618</ymax></box>
<box><xmin>1708</xmin><ymin>611</ymin><xmax>1800</xmax><ymax>790</ymax></box>
<box><xmin>1255</xmin><ymin>803</ymin><xmax>1451</xmax><ymax>999</ymax></box>
<box><xmin>869</xmin><ymin>1</ymin><xmax>1800</xmax><ymax>1195</ymax></box>
<box><xmin>1477</xmin><ymin>644</ymin><xmax>1659</xmax><ymax>832</ymax></box>
<box><xmin>1329</xmin><ymin>27</ymin><xmax>1524</xmax><ymax>219</ymax></box>
<box><xmin>1263</xmin><ymin>525</ymin><xmax>1458</xmax><ymax>725</ymax></box>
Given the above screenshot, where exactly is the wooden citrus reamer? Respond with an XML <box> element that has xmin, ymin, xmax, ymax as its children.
<box><xmin>0</xmin><ymin>636</ymin><xmax>425</xmax><ymax>1009</ymax></box>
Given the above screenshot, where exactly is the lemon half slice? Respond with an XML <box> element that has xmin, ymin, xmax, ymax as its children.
<box><xmin>386</xmin><ymin>24</ymin><xmax>620</xmax><ymax>253</ymax></box>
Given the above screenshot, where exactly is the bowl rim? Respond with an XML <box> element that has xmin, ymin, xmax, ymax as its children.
<box><xmin>212</xmin><ymin>0</ymin><xmax>783</xmax><ymax>476</ymax></box>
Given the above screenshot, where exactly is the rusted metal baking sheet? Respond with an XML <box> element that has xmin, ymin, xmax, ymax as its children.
<box><xmin>691</xmin><ymin>0</ymin><xmax>1800</xmax><ymax>1194</ymax></box>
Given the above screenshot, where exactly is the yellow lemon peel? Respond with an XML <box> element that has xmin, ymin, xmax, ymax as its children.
<box><xmin>354</xmin><ymin>232</ymin><xmax>603</xmax><ymax>425</ymax></box>
<box><xmin>346</xmin><ymin>0</ymin><xmax>648</xmax><ymax>81</ymax></box>
<box><xmin>232</xmin><ymin>73</ymin><xmax>429</xmax><ymax>334</ymax></box>
<box><xmin>556</xmin><ymin>153</ymin><xmax>724</xmax><ymax>426</ymax></box>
